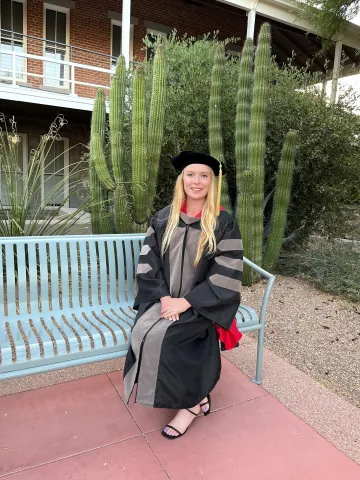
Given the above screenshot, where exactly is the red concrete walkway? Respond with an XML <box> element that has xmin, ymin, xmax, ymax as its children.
<box><xmin>0</xmin><ymin>358</ymin><xmax>358</xmax><ymax>479</ymax></box>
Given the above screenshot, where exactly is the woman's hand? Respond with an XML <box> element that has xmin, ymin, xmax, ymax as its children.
<box><xmin>160</xmin><ymin>297</ymin><xmax>191</xmax><ymax>321</ymax></box>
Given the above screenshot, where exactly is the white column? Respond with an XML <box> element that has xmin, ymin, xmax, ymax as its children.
<box><xmin>330</xmin><ymin>40</ymin><xmax>342</xmax><ymax>104</ymax></box>
<box><xmin>121</xmin><ymin>0</ymin><xmax>131</xmax><ymax>68</ymax></box>
<box><xmin>247</xmin><ymin>9</ymin><xmax>256</xmax><ymax>40</ymax></box>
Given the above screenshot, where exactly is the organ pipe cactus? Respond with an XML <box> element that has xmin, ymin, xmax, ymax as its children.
<box><xmin>209</xmin><ymin>23</ymin><xmax>297</xmax><ymax>283</ymax></box>
<box><xmin>238</xmin><ymin>169</ymin><xmax>254</xmax><ymax>286</ymax></box>
<box><xmin>235</xmin><ymin>38</ymin><xmax>254</xmax><ymax>178</ymax></box>
<box><xmin>90</xmin><ymin>44</ymin><xmax>166</xmax><ymax>232</ymax></box>
<box><xmin>263</xmin><ymin>130</ymin><xmax>297</xmax><ymax>270</ymax></box>
<box><xmin>89</xmin><ymin>88</ymin><xmax>112</xmax><ymax>234</ymax></box>
<box><xmin>209</xmin><ymin>44</ymin><xmax>232</xmax><ymax>213</ymax></box>
<box><xmin>248</xmin><ymin>23</ymin><xmax>271</xmax><ymax>270</ymax></box>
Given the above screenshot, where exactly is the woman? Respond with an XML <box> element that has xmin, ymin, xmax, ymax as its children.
<box><xmin>123</xmin><ymin>151</ymin><xmax>243</xmax><ymax>439</ymax></box>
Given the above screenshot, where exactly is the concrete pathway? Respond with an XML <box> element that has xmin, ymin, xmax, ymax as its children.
<box><xmin>0</xmin><ymin>358</ymin><xmax>359</xmax><ymax>479</ymax></box>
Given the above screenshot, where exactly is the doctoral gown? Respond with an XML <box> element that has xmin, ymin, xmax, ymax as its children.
<box><xmin>123</xmin><ymin>206</ymin><xmax>243</xmax><ymax>409</ymax></box>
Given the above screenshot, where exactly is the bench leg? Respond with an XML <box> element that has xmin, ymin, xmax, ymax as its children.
<box><xmin>251</xmin><ymin>324</ymin><xmax>265</xmax><ymax>385</ymax></box>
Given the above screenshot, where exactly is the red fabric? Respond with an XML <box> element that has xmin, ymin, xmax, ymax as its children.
<box><xmin>180</xmin><ymin>202</ymin><xmax>242</xmax><ymax>350</ymax></box>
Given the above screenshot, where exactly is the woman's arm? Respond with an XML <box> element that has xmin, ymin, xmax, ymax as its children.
<box><xmin>134</xmin><ymin>216</ymin><xmax>170</xmax><ymax>309</ymax></box>
<box><xmin>183</xmin><ymin>217</ymin><xmax>243</xmax><ymax>330</ymax></box>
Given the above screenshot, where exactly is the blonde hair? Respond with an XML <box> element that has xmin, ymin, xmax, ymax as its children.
<box><xmin>161</xmin><ymin>169</ymin><xmax>218</xmax><ymax>266</ymax></box>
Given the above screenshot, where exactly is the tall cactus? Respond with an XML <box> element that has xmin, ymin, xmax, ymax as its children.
<box><xmin>248</xmin><ymin>23</ymin><xmax>271</xmax><ymax>269</ymax></box>
<box><xmin>263</xmin><ymin>130</ymin><xmax>297</xmax><ymax>270</ymax></box>
<box><xmin>147</xmin><ymin>43</ymin><xmax>166</xmax><ymax>215</ymax></box>
<box><xmin>90</xmin><ymin>44</ymin><xmax>166</xmax><ymax>232</ymax></box>
<box><xmin>235</xmin><ymin>38</ymin><xmax>254</xmax><ymax>180</ymax></box>
<box><xmin>132</xmin><ymin>65</ymin><xmax>148</xmax><ymax>224</ymax></box>
<box><xmin>90</xmin><ymin>89</ymin><xmax>112</xmax><ymax>234</ymax></box>
<box><xmin>238</xmin><ymin>169</ymin><xmax>254</xmax><ymax>286</ymax></box>
<box><xmin>209</xmin><ymin>44</ymin><xmax>232</xmax><ymax>213</ymax></box>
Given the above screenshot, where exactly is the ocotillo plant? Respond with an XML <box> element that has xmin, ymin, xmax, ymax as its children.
<box><xmin>90</xmin><ymin>44</ymin><xmax>166</xmax><ymax>233</ymax></box>
<box><xmin>262</xmin><ymin>130</ymin><xmax>297</xmax><ymax>270</ymax></box>
<box><xmin>209</xmin><ymin>43</ymin><xmax>232</xmax><ymax>213</ymax></box>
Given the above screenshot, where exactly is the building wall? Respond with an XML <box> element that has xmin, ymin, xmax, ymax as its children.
<box><xmin>20</xmin><ymin>0</ymin><xmax>249</xmax><ymax>97</ymax></box>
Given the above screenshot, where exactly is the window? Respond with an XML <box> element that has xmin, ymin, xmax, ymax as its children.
<box><xmin>226</xmin><ymin>44</ymin><xmax>241</xmax><ymax>60</ymax></box>
<box><xmin>146</xmin><ymin>29</ymin><xmax>167</xmax><ymax>61</ymax></box>
<box><xmin>43</xmin><ymin>3</ymin><xmax>69</xmax><ymax>88</ymax></box>
<box><xmin>0</xmin><ymin>132</ymin><xmax>27</xmax><ymax>207</ymax></box>
<box><xmin>111</xmin><ymin>19</ymin><xmax>134</xmax><ymax>69</ymax></box>
<box><xmin>41</xmin><ymin>137</ymin><xmax>69</xmax><ymax>207</ymax></box>
<box><xmin>0</xmin><ymin>0</ymin><xmax>26</xmax><ymax>80</ymax></box>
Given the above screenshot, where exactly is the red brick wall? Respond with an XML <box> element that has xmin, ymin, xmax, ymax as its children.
<box><xmin>22</xmin><ymin>0</ymin><xmax>250</xmax><ymax>97</ymax></box>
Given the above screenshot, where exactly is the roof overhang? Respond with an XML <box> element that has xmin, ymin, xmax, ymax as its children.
<box><xmin>217</xmin><ymin>0</ymin><xmax>360</xmax><ymax>50</ymax></box>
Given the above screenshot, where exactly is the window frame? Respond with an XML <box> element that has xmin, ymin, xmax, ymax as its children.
<box><xmin>40</xmin><ymin>136</ymin><xmax>70</xmax><ymax>209</ymax></box>
<box><xmin>146</xmin><ymin>28</ymin><xmax>167</xmax><ymax>61</ymax></box>
<box><xmin>0</xmin><ymin>0</ymin><xmax>27</xmax><ymax>81</ymax></box>
<box><xmin>43</xmin><ymin>2</ymin><xmax>70</xmax><ymax>88</ymax></box>
<box><xmin>110</xmin><ymin>18</ymin><xmax>134</xmax><ymax>69</ymax></box>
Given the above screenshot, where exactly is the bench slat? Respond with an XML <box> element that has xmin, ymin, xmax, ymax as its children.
<box><xmin>97</xmin><ymin>239</ymin><xmax>109</xmax><ymax>307</ymax></box>
<box><xmin>48</xmin><ymin>242</ymin><xmax>61</xmax><ymax>311</ymax></box>
<box><xmin>124</xmin><ymin>240</ymin><xmax>135</xmax><ymax>303</ymax></box>
<box><xmin>27</xmin><ymin>242</ymin><xmax>40</xmax><ymax>315</ymax></box>
<box><xmin>5</xmin><ymin>244</ymin><xmax>17</xmax><ymax>318</ymax></box>
<box><xmin>115</xmin><ymin>239</ymin><xmax>126</xmax><ymax>303</ymax></box>
<box><xmin>78</xmin><ymin>240</ymin><xmax>90</xmax><ymax>309</ymax></box>
<box><xmin>88</xmin><ymin>240</ymin><xmax>100</xmax><ymax>308</ymax></box>
<box><xmin>69</xmin><ymin>241</ymin><xmax>80</xmax><ymax>309</ymax></box>
<box><xmin>107</xmin><ymin>240</ymin><xmax>118</xmax><ymax>304</ymax></box>
<box><xmin>59</xmin><ymin>241</ymin><xmax>71</xmax><ymax>310</ymax></box>
<box><xmin>38</xmin><ymin>242</ymin><xmax>50</xmax><ymax>314</ymax></box>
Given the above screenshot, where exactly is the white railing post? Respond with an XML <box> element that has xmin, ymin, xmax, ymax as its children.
<box><xmin>122</xmin><ymin>0</ymin><xmax>131</xmax><ymax>68</ymax></box>
<box><xmin>12</xmin><ymin>52</ymin><xmax>17</xmax><ymax>86</ymax></box>
<box><xmin>71</xmin><ymin>64</ymin><xmax>76</xmax><ymax>95</ymax></box>
<box><xmin>330</xmin><ymin>40</ymin><xmax>342</xmax><ymax>105</ymax></box>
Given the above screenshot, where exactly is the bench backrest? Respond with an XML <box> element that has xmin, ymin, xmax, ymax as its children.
<box><xmin>0</xmin><ymin>234</ymin><xmax>145</xmax><ymax>321</ymax></box>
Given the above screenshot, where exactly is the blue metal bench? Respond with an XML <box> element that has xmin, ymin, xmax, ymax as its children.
<box><xmin>0</xmin><ymin>234</ymin><xmax>275</xmax><ymax>383</ymax></box>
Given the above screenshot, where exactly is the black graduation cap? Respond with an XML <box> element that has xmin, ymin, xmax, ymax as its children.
<box><xmin>171</xmin><ymin>151</ymin><xmax>225</xmax><ymax>216</ymax></box>
<box><xmin>170</xmin><ymin>151</ymin><xmax>226</xmax><ymax>176</ymax></box>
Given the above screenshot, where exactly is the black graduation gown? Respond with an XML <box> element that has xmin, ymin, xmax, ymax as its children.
<box><xmin>123</xmin><ymin>206</ymin><xmax>243</xmax><ymax>409</ymax></box>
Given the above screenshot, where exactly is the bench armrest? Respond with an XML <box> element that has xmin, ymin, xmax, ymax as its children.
<box><xmin>243</xmin><ymin>257</ymin><xmax>276</xmax><ymax>326</ymax></box>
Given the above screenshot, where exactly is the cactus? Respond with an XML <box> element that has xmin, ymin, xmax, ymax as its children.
<box><xmin>238</xmin><ymin>170</ymin><xmax>254</xmax><ymax>286</ymax></box>
<box><xmin>248</xmin><ymin>23</ymin><xmax>271</xmax><ymax>270</ymax></box>
<box><xmin>89</xmin><ymin>88</ymin><xmax>112</xmax><ymax>234</ymax></box>
<box><xmin>209</xmin><ymin>44</ymin><xmax>232</xmax><ymax>213</ymax></box>
<box><xmin>235</xmin><ymin>38</ymin><xmax>254</xmax><ymax>179</ymax></box>
<box><xmin>147</xmin><ymin>43</ymin><xmax>167</xmax><ymax>214</ymax></box>
<box><xmin>90</xmin><ymin>44</ymin><xmax>166</xmax><ymax>233</ymax></box>
<box><xmin>263</xmin><ymin>130</ymin><xmax>297</xmax><ymax>270</ymax></box>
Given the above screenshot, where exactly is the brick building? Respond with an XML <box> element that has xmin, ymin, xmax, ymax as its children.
<box><xmin>1</xmin><ymin>0</ymin><xmax>360</xmax><ymax>214</ymax></box>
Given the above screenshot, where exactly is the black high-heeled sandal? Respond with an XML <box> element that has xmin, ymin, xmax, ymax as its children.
<box><xmin>200</xmin><ymin>394</ymin><xmax>211</xmax><ymax>416</ymax></box>
<box><xmin>162</xmin><ymin>408</ymin><xmax>199</xmax><ymax>440</ymax></box>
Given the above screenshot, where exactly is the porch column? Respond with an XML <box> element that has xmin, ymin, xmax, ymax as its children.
<box><xmin>121</xmin><ymin>0</ymin><xmax>131</xmax><ymax>67</ymax></box>
<box><xmin>330</xmin><ymin>40</ymin><xmax>342</xmax><ymax>104</ymax></box>
<box><xmin>247</xmin><ymin>9</ymin><xmax>256</xmax><ymax>40</ymax></box>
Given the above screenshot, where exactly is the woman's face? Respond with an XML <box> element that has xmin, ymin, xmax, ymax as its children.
<box><xmin>183</xmin><ymin>164</ymin><xmax>211</xmax><ymax>201</ymax></box>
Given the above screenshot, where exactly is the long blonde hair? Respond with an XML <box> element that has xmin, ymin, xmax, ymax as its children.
<box><xmin>161</xmin><ymin>170</ymin><xmax>218</xmax><ymax>266</ymax></box>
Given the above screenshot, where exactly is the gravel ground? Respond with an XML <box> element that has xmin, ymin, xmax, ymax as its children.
<box><xmin>242</xmin><ymin>275</ymin><xmax>360</xmax><ymax>407</ymax></box>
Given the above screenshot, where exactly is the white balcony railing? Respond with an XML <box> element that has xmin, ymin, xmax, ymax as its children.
<box><xmin>0</xmin><ymin>49</ymin><xmax>113</xmax><ymax>96</ymax></box>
